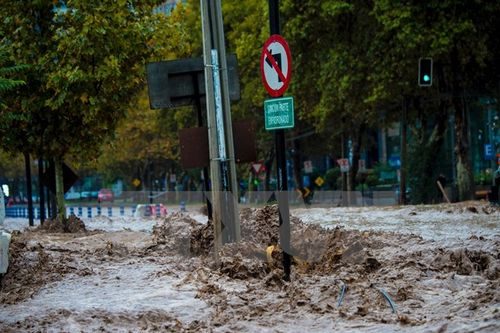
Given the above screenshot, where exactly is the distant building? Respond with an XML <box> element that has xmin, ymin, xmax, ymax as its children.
<box><xmin>153</xmin><ymin>0</ymin><xmax>186</xmax><ymax>16</ymax></box>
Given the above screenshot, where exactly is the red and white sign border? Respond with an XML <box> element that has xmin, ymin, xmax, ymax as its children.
<box><xmin>260</xmin><ymin>34</ymin><xmax>292</xmax><ymax>97</ymax></box>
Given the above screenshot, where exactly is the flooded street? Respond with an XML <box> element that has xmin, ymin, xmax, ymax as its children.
<box><xmin>293</xmin><ymin>202</ymin><xmax>499</xmax><ymax>242</ymax></box>
<box><xmin>1</xmin><ymin>201</ymin><xmax>499</xmax><ymax>332</ymax></box>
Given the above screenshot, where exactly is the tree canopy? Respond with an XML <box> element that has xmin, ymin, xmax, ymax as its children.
<box><xmin>0</xmin><ymin>0</ymin><xmax>164</xmax><ymax>159</ymax></box>
<box><xmin>99</xmin><ymin>0</ymin><xmax>500</xmax><ymax>201</ymax></box>
<box><xmin>0</xmin><ymin>0</ymin><xmax>166</xmax><ymax>216</ymax></box>
<box><xmin>279</xmin><ymin>0</ymin><xmax>500</xmax><ymax>200</ymax></box>
<box><xmin>0</xmin><ymin>44</ymin><xmax>27</xmax><ymax>102</ymax></box>
<box><xmin>2</xmin><ymin>0</ymin><xmax>499</xmax><ymax>204</ymax></box>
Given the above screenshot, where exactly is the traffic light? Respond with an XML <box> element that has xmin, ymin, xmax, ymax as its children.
<box><xmin>418</xmin><ymin>58</ymin><xmax>433</xmax><ymax>87</ymax></box>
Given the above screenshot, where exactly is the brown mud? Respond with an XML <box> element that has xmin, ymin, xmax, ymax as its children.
<box><xmin>1</xmin><ymin>202</ymin><xmax>499</xmax><ymax>332</ymax></box>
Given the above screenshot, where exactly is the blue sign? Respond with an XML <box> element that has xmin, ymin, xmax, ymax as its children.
<box><xmin>388</xmin><ymin>155</ymin><xmax>401</xmax><ymax>169</ymax></box>
<box><xmin>485</xmin><ymin>144</ymin><xmax>494</xmax><ymax>160</ymax></box>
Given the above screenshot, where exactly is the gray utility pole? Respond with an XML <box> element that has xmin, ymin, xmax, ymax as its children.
<box><xmin>200</xmin><ymin>0</ymin><xmax>241</xmax><ymax>248</ymax></box>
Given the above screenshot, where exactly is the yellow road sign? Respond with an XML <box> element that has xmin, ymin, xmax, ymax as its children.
<box><xmin>315</xmin><ymin>176</ymin><xmax>324</xmax><ymax>187</ymax></box>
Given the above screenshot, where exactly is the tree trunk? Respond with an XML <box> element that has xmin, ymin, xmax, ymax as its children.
<box><xmin>409</xmin><ymin>101</ymin><xmax>449</xmax><ymax>204</ymax></box>
<box><xmin>38</xmin><ymin>158</ymin><xmax>46</xmax><ymax>224</ymax></box>
<box><xmin>449</xmin><ymin>48</ymin><xmax>474</xmax><ymax>202</ymax></box>
<box><xmin>400</xmin><ymin>98</ymin><xmax>408</xmax><ymax>205</ymax></box>
<box><xmin>348</xmin><ymin>127</ymin><xmax>364</xmax><ymax>206</ymax></box>
<box><xmin>350</xmin><ymin>125</ymin><xmax>364</xmax><ymax>190</ymax></box>
<box><xmin>54</xmin><ymin>157</ymin><xmax>65</xmax><ymax>218</ymax></box>
<box><xmin>454</xmin><ymin>96</ymin><xmax>474</xmax><ymax>201</ymax></box>
<box><xmin>24</xmin><ymin>152</ymin><xmax>34</xmax><ymax>226</ymax></box>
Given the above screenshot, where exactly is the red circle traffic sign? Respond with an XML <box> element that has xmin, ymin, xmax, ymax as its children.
<box><xmin>260</xmin><ymin>34</ymin><xmax>292</xmax><ymax>97</ymax></box>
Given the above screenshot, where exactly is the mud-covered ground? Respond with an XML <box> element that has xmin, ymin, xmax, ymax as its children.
<box><xmin>0</xmin><ymin>201</ymin><xmax>499</xmax><ymax>332</ymax></box>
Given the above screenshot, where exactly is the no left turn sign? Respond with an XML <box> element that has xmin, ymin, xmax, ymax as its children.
<box><xmin>261</xmin><ymin>34</ymin><xmax>292</xmax><ymax>97</ymax></box>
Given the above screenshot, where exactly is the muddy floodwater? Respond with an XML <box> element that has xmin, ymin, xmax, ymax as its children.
<box><xmin>0</xmin><ymin>201</ymin><xmax>499</xmax><ymax>332</ymax></box>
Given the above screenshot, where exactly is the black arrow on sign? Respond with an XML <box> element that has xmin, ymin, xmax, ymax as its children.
<box><xmin>265</xmin><ymin>50</ymin><xmax>283</xmax><ymax>83</ymax></box>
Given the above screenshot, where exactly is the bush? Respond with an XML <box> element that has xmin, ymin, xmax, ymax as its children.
<box><xmin>324</xmin><ymin>167</ymin><xmax>341</xmax><ymax>190</ymax></box>
<box><xmin>372</xmin><ymin>162</ymin><xmax>397</xmax><ymax>185</ymax></box>
<box><xmin>474</xmin><ymin>170</ymin><xmax>493</xmax><ymax>185</ymax></box>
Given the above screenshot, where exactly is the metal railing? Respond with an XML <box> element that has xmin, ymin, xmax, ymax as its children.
<box><xmin>4</xmin><ymin>190</ymin><xmax>399</xmax><ymax>219</ymax></box>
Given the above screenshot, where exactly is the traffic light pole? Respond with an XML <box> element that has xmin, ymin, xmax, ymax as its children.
<box><xmin>269</xmin><ymin>0</ymin><xmax>291</xmax><ymax>282</ymax></box>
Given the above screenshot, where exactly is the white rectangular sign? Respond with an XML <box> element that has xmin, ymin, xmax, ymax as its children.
<box><xmin>337</xmin><ymin>158</ymin><xmax>350</xmax><ymax>173</ymax></box>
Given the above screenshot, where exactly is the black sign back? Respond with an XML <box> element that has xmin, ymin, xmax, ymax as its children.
<box><xmin>146</xmin><ymin>54</ymin><xmax>240</xmax><ymax>109</ymax></box>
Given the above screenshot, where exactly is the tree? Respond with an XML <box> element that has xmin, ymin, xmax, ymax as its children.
<box><xmin>0</xmin><ymin>0</ymin><xmax>164</xmax><ymax>217</ymax></box>
<box><xmin>142</xmin><ymin>0</ymin><xmax>278</xmax><ymax>192</ymax></box>
<box><xmin>0</xmin><ymin>150</ymin><xmax>25</xmax><ymax>199</ymax></box>
<box><xmin>0</xmin><ymin>44</ymin><xmax>27</xmax><ymax>103</ymax></box>
<box><xmin>94</xmin><ymin>2</ymin><xmax>209</xmax><ymax>191</ymax></box>
<box><xmin>96</xmin><ymin>90</ymin><xmax>182</xmax><ymax>190</ymax></box>
<box><xmin>371</xmin><ymin>0</ymin><xmax>500</xmax><ymax>201</ymax></box>
<box><xmin>278</xmin><ymin>0</ymin><xmax>500</xmax><ymax>202</ymax></box>
<box><xmin>282</xmin><ymin>0</ymin><xmax>391</xmax><ymax>192</ymax></box>
<box><xmin>0</xmin><ymin>42</ymin><xmax>28</xmax><ymax>147</ymax></box>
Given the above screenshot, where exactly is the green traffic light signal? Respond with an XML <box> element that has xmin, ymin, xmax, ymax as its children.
<box><xmin>419</xmin><ymin>58</ymin><xmax>433</xmax><ymax>87</ymax></box>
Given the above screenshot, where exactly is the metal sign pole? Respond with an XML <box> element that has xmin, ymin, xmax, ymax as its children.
<box><xmin>200</xmin><ymin>0</ymin><xmax>241</xmax><ymax>248</ymax></box>
<box><xmin>192</xmin><ymin>73</ymin><xmax>213</xmax><ymax>220</ymax></box>
<box><xmin>213</xmin><ymin>0</ymin><xmax>240</xmax><ymax>243</ymax></box>
<box><xmin>268</xmin><ymin>0</ymin><xmax>291</xmax><ymax>281</ymax></box>
<box><xmin>201</xmin><ymin>0</ymin><xmax>223</xmax><ymax>253</ymax></box>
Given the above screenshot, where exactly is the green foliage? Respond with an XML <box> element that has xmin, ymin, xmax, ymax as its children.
<box><xmin>280</xmin><ymin>0</ymin><xmax>500</xmax><ymax>198</ymax></box>
<box><xmin>149</xmin><ymin>1</ymin><xmax>201</xmax><ymax>60</ymax></box>
<box><xmin>355</xmin><ymin>182</ymin><xmax>369</xmax><ymax>192</ymax></box>
<box><xmin>371</xmin><ymin>162</ymin><xmax>397</xmax><ymax>185</ymax></box>
<box><xmin>365</xmin><ymin>172</ymin><xmax>380</xmax><ymax>188</ymax></box>
<box><xmin>474</xmin><ymin>170</ymin><xmax>493</xmax><ymax>186</ymax></box>
<box><xmin>95</xmin><ymin>89</ymin><xmax>179</xmax><ymax>187</ymax></box>
<box><xmin>406</xmin><ymin>100</ymin><xmax>450</xmax><ymax>203</ymax></box>
<box><xmin>0</xmin><ymin>0</ymin><xmax>161</xmax><ymax>159</ymax></box>
<box><xmin>222</xmin><ymin>0</ymin><xmax>269</xmax><ymax>112</ymax></box>
<box><xmin>0</xmin><ymin>44</ymin><xmax>27</xmax><ymax>106</ymax></box>
<box><xmin>0</xmin><ymin>0</ymin><xmax>163</xmax><ymax>216</ymax></box>
<box><xmin>408</xmin><ymin>158</ymin><xmax>439</xmax><ymax>204</ymax></box>
<box><xmin>93</xmin><ymin>1</ymin><xmax>205</xmax><ymax>185</ymax></box>
<box><xmin>324</xmin><ymin>167</ymin><xmax>341</xmax><ymax>190</ymax></box>
<box><xmin>2</xmin><ymin>0</ymin><xmax>498</xmax><ymax>202</ymax></box>
<box><xmin>0</xmin><ymin>149</ymin><xmax>24</xmax><ymax>180</ymax></box>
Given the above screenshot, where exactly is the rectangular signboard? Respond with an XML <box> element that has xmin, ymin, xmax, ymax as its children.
<box><xmin>337</xmin><ymin>158</ymin><xmax>350</xmax><ymax>173</ymax></box>
<box><xmin>179</xmin><ymin>120</ymin><xmax>257</xmax><ymax>169</ymax></box>
<box><xmin>264</xmin><ymin>96</ymin><xmax>294</xmax><ymax>130</ymax></box>
<box><xmin>484</xmin><ymin>144</ymin><xmax>493</xmax><ymax>160</ymax></box>
<box><xmin>146</xmin><ymin>54</ymin><xmax>240</xmax><ymax>109</ymax></box>
<box><xmin>304</xmin><ymin>160</ymin><xmax>313</xmax><ymax>173</ymax></box>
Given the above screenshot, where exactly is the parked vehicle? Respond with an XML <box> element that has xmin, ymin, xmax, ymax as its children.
<box><xmin>133</xmin><ymin>204</ymin><xmax>167</xmax><ymax>218</ymax></box>
<box><xmin>97</xmin><ymin>189</ymin><xmax>114</xmax><ymax>203</ymax></box>
<box><xmin>64</xmin><ymin>191</ymin><xmax>81</xmax><ymax>200</ymax></box>
<box><xmin>81</xmin><ymin>191</ymin><xmax>98</xmax><ymax>200</ymax></box>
